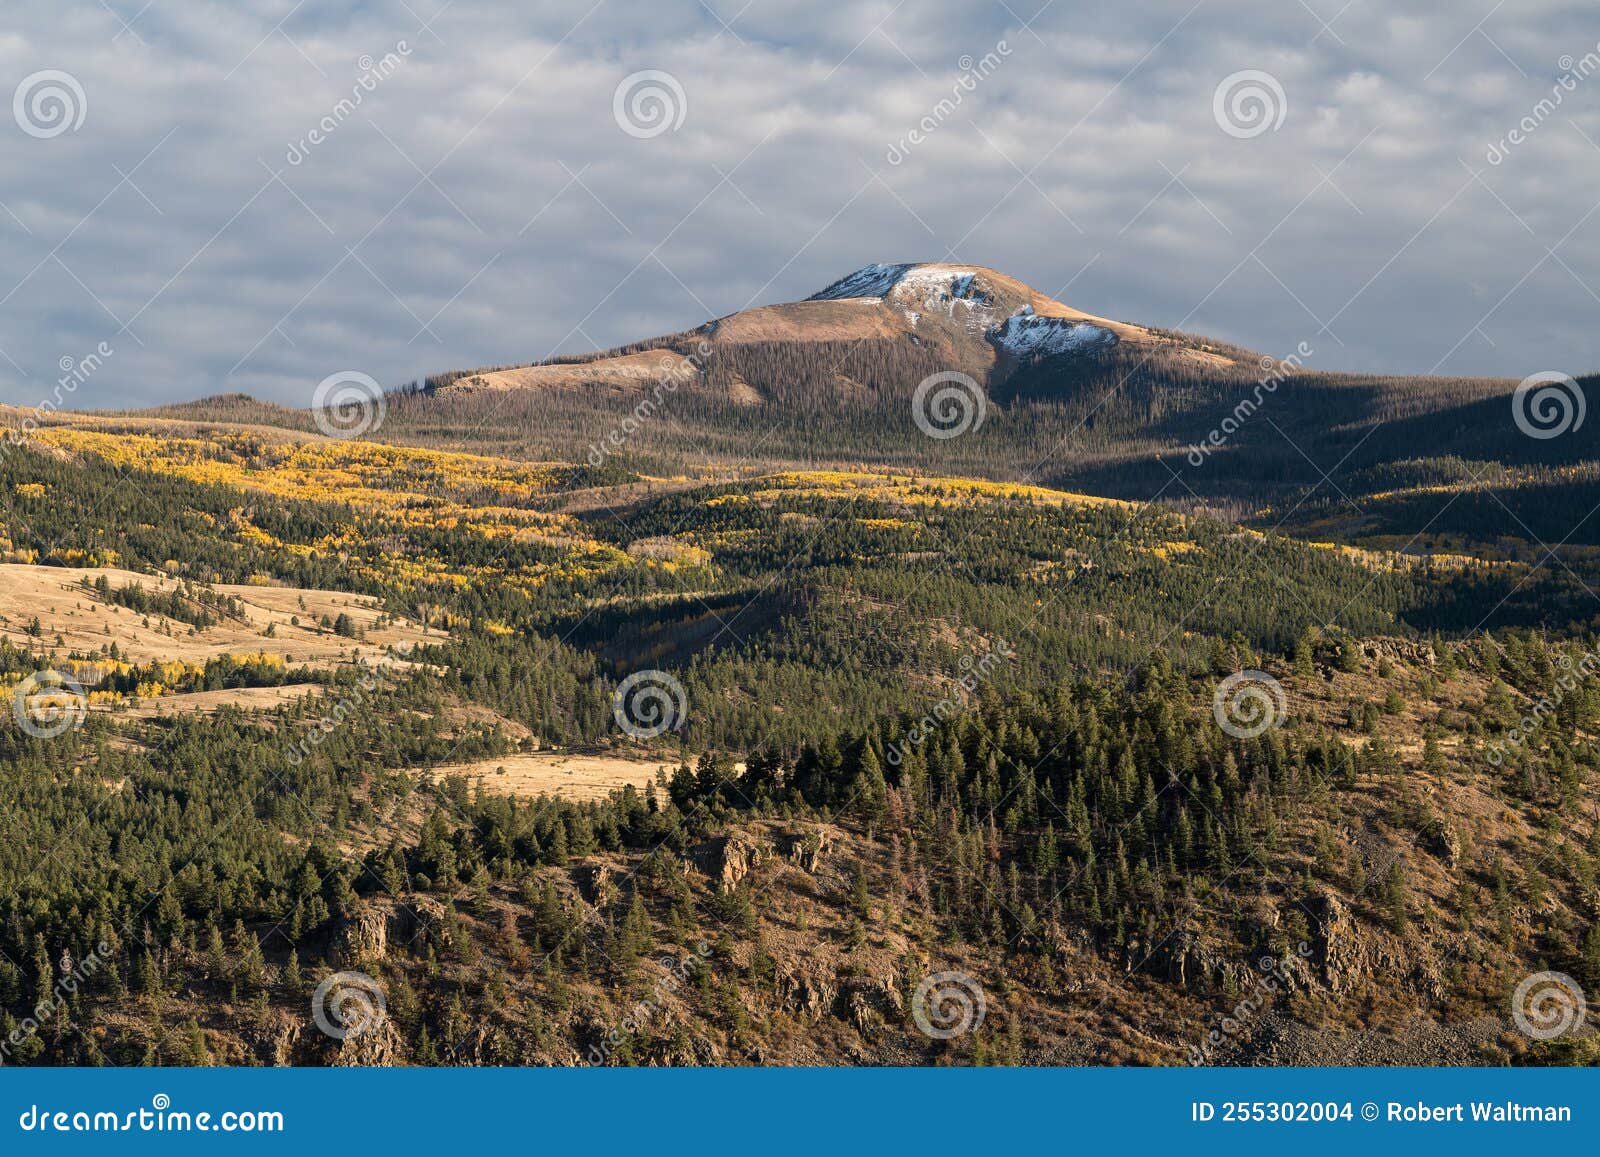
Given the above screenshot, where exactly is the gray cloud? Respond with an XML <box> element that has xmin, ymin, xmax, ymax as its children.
<box><xmin>1</xmin><ymin>0</ymin><xmax>1597</xmax><ymax>411</ymax></box>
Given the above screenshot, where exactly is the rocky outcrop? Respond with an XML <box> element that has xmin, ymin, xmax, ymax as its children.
<box><xmin>329</xmin><ymin>904</ymin><xmax>390</xmax><ymax>968</ymax></box>
<box><xmin>684</xmin><ymin>835</ymin><xmax>766</xmax><ymax>891</ymax></box>
<box><xmin>1133</xmin><ymin>928</ymin><xmax>1244</xmax><ymax>994</ymax></box>
<box><xmin>771</xmin><ymin>953</ymin><xmax>905</xmax><ymax>1032</ymax></box>
<box><xmin>328</xmin><ymin>896</ymin><xmax>449</xmax><ymax>967</ymax></box>
<box><xmin>1131</xmin><ymin>928</ymin><xmax>1199</xmax><ymax>988</ymax></box>
<box><xmin>1306</xmin><ymin>894</ymin><xmax>1360</xmax><ymax>992</ymax></box>
<box><xmin>1360</xmin><ymin>639</ymin><xmax>1437</xmax><ymax>668</ymax></box>
<box><xmin>841</xmin><ymin>975</ymin><xmax>901</xmax><ymax>1034</ymax></box>
<box><xmin>395</xmin><ymin>895</ymin><xmax>450</xmax><ymax>953</ymax></box>
<box><xmin>776</xmin><ymin>963</ymin><xmax>838</xmax><ymax>1020</ymax></box>
<box><xmin>243</xmin><ymin>1009</ymin><xmax>304</xmax><ymax>1066</ymax></box>
<box><xmin>1130</xmin><ymin>918</ymin><xmax>1316</xmax><ymax>999</ymax></box>
<box><xmin>1304</xmin><ymin>892</ymin><xmax>1442</xmax><ymax>1001</ymax></box>
<box><xmin>1425</xmin><ymin>822</ymin><xmax>1462</xmax><ymax>869</ymax></box>
<box><xmin>1044</xmin><ymin>919</ymin><xmax>1096</xmax><ymax>959</ymax></box>
<box><xmin>782</xmin><ymin>828</ymin><xmax>834</xmax><ymax>873</ymax></box>
<box><xmin>573</xmin><ymin>862</ymin><xmax>616</xmax><ymax>907</ymax></box>
<box><xmin>651</xmin><ymin>1033</ymin><xmax>724</xmax><ymax>1066</ymax></box>
<box><xmin>329</xmin><ymin>1009</ymin><xmax>406</xmax><ymax>1067</ymax></box>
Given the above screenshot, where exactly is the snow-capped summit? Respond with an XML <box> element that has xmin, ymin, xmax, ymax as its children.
<box><xmin>436</xmin><ymin>261</ymin><xmax>1248</xmax><ymax>399</ymax></box>
<box><xmin>809</xmin><ymin>261</ymin><xmax>1132</xmax><ymax>360</ymax></box>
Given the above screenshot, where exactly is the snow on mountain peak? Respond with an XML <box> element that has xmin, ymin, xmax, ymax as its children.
<box><xmin>808</xmin><ymin>263</ymin><xmax>920</xmax><ymax>301</ymax></box>
<box><xmin>809</xmin><ymin>263</ymin><xmax>1116</xmax><ymax>360</ymax></box>
<box><xmin>990</xmin><ymin>311</ymin><xmax>1115</xmax><ymax>359</ymax></box>
<box><xmin>808</xmin><ymin>262</ymin><xmax>994</xmax><ymax>301</ymax></box>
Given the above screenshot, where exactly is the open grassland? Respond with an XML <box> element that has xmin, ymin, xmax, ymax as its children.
<box><xmin>0</xmin><ymin>563</ymin><xmax>439</xmax><ymax>715</ymax></box>
<box><xmin>114</xmin><ymin>683</ymin><xmax>325</xmax><ymax>719</ymax></box>
<box><xmin>422</xmin><ymin>751</ymin><xmax>674</xmax><ymax>802</ymax></box>
<box><xmin>0</xmin><ymin>563</ymin><xmax>432</xmax><ymax>668</ymax></box>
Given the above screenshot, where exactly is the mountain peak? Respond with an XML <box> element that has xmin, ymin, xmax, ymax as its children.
<box><xmin>433</xmin><ymin>262</ymin><xmax>1251</xmax><ymax>398</ymax></box>
<box><xmin>806</xmin><ymin>262</ymin><xmax>1146</xmax><ymax>343</ymax></box>
<box><xmin>809</xmin><ymin>262</ymin><xmax>1023</xmax><ymax>304</ymax></box>
<box><xmin>809</xmin><ymin>262</ymin><xmax>958</xmax><ymax>301</ymax></box>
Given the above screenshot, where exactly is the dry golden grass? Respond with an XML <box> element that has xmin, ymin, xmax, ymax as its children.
<box><xmin>0</xmin><ymin>563</ymin><xmax>436</xmax><ymax>670</ymax></box>
<box><xmin>114</xmin><ymin>683</ymin><xmax>323</xmax><ymax>718</ymax></box>
<box><xmin>423</xmin><ymin>751</ymin><xmax>675</xmax><ymax>802</ymax></box>
<box><xmin>452</xmin><ymin>348</ymin><xmax>703</xmax><ymax>393</ymax></box>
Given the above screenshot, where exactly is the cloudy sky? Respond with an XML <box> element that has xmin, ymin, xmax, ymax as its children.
<box><xmin>1</xmin><ymin>0</ymin><xmax>1597</xmax><ymax>410</ymax></box>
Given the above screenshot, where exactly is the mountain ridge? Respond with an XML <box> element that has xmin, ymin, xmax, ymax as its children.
<box><xmin>429</xmin><ymin>262</ymin><xmax>1255</xmax><ymax>401</ymax></box>
<box><xmin>92</xmin><ymin>261</ymin><xmax>1600</xmax><ymax>552</ymax></box>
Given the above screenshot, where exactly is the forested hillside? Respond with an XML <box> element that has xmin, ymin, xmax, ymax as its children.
<box><xmin>2</xmin><ymin>405</ymin><xmax>1598</xmax><ymax>1066</ymax></box>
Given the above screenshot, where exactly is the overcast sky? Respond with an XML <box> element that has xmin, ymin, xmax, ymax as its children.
<box><xmin>1</xmin><ymin>0</ymin><xmax>1597</xmax><ymax>410</ymax></box>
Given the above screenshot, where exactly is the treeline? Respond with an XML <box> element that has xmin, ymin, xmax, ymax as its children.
<box><xmin>88</xmin><ymin>575</ymin><xmax>246</xmax><ymax>629</ymax></box>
